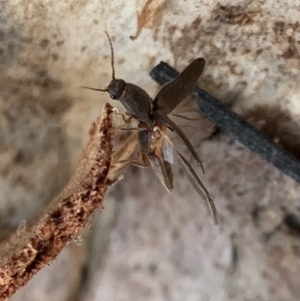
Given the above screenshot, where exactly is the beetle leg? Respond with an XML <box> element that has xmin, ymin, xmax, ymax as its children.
<box><xmin>115</xmin><ymin>112</ymin><xmax>134</xmax><ymax>124</ymax></box>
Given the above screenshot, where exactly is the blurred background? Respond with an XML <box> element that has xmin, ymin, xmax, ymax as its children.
<box><xmin>1</xmin><ymin>0</ymin><xmax>300</xmax><ymax>300</ymax></box>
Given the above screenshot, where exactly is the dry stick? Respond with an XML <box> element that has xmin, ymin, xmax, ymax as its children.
<box><xmin>0</xmin><ymin>103</ymin><xmax>115</xmax><ymax>300</ymax></box>
<box><xmin>150</xmin><ymin>62</ymin><xmax>300</xmax><ymax>184</ymax></box>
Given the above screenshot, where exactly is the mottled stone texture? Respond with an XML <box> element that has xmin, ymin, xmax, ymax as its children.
<box><xmin>0</xmin><ymin>0</ymin><xmax>300</xmax><ymax>300</ymax></box>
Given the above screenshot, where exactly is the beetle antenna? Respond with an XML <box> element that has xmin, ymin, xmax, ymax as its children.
<box><xmin>105</xmin><ymin>31</ymin><xmax>115</xmax><ymax>80</ymax></box>
<box><xmin>81</xmin><ymin>86</ymin><xmax>108</xmax><ymax>92</ymax></box>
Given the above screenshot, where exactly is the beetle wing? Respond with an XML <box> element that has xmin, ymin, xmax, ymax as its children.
<box><xmin>153</xmin><ymin>58</ymin><xmax>206</xmax><ymax>115</ymax></box>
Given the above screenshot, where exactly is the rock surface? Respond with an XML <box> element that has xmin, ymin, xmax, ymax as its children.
<box><xmin>0</xmin><ymin>0</ymin><xmax>300</xmax><ymax>300</ymax></box>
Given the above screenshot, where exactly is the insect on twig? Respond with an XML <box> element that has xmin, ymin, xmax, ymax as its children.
<box><xmin>82</xmin><ymin>32</ymin><xmax>218</xmax><ymax>224</ymax></box>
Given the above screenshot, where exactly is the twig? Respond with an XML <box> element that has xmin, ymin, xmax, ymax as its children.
<box><xmin>0</xmin><ymin>103</ymin><xmax>114</xmax><ymax>300</ymax></box>
<box><xmin>150</xmin><ymin>62</ymin><xmax>300</xmax><ymax>184</ymax></box>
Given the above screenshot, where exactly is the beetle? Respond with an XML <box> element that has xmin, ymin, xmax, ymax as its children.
<box><xmin>82</xmin><ymin>32</ymin><xmax>205</xmax><ymax>173</ymax></box>
<box><xmin>83</xmin><ymin>32</ymin><xmax>217</xmax><ymax>223</ymax></box>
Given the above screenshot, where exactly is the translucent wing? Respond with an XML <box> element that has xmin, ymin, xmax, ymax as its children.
<box><xmin>109</xmin><ymin>131</ymin><xmax>139</xmax><ymax>178</ymax></box>
<box><xmin>148</xmin><ymin>152</ymin><xmax>173</xmax><ymax>191</ymax></box>
<box><xmin>153</xmin><ymin>110</ymin><xmax>206</xmax><ymax>174</ymax></box>
<box><xmin>168</xmin><ymin>92</ymin><xmax>216</xmax><ymax>151</ymax></box>
<box><xmin>153</xmin><ymin>58</ymin><xmax>206</xmax><ymax>115</ymax></box>
<box><xmin>147</xmin><ymin>127</ymin><xmax>175</xmax><ymax>191</ymax></box>
<box><xmin>162</xmin><ymin>135</ymin><xmax>175</xmax><ymax>164</ymax></box>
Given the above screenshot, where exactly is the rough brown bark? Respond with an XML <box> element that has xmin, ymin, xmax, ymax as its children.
<box><xmin>0</xmin><ymin>103</ymin><xmax>114</xmax><ymax>300</ymax></box>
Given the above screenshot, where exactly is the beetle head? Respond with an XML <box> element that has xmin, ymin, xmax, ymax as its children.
<box><xmin>107</xmin><ymin>79</ymin><xmax>126</xmax><ymax>100</ymax></box>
